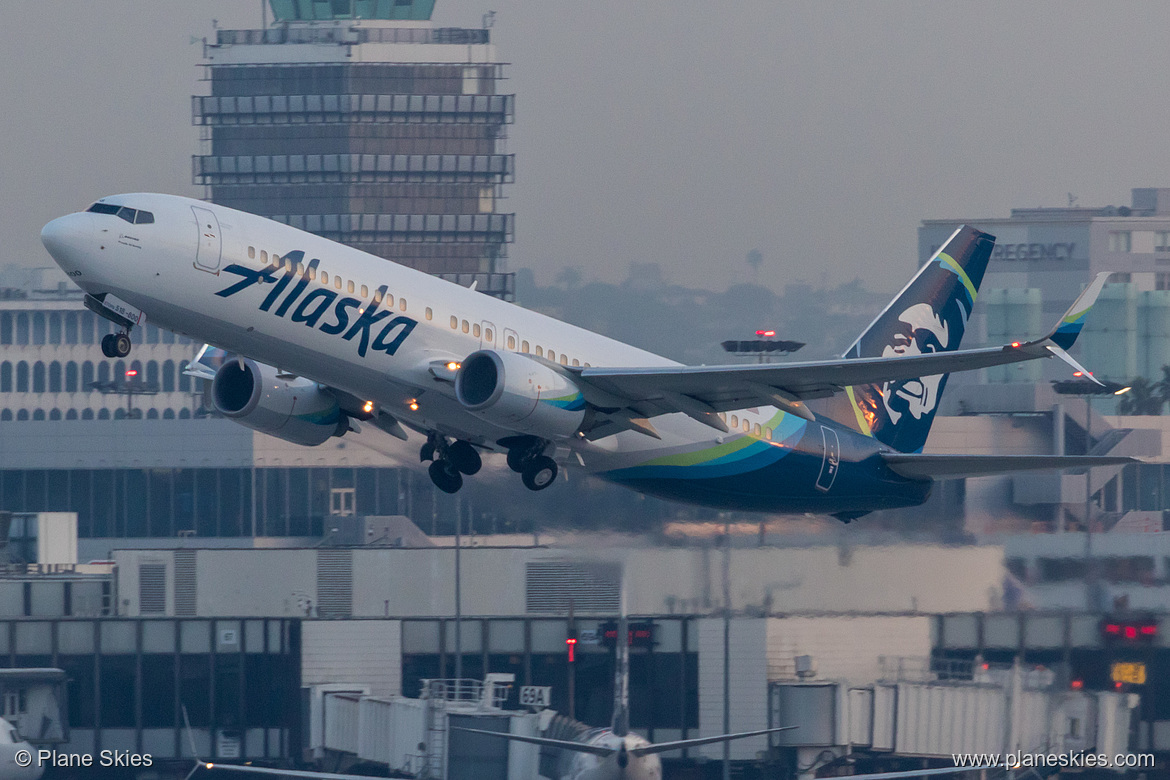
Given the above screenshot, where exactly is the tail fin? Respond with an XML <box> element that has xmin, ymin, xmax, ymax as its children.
<box><xmin>612</xmin><ymin>610</ymin><xmax>630</xmax><ymax>737</ymax></box>
<box><xmin>842</xmin><ymin>225</ymin><xmax>994</xmax><ymax>453</ymax></box>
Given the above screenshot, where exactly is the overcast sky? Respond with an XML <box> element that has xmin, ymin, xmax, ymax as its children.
<box><xmin>2</xmin><ymin>1</ymin><xmax>1167</xmax><ymax>293</ymax></box>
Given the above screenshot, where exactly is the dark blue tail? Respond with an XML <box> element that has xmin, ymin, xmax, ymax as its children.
<box><xmin>842</xmin><ymin>225</ymin><xmax>994</xmax><ymax>453</ymax></box>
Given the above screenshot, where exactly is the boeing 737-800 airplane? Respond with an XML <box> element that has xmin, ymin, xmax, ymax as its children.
<box><xmin>40</xmin><ymin>194</ymin><xmax>1132</xmax><ymax>520</ymax></box>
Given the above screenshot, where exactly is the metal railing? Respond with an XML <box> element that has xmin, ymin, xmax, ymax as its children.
<box><xmin>215</xmin><ymin>27</ymin><xmax>489</xmax><ymax>47</ymax></box>
<box><xmin>192</xmin><ymin>93</ymin><xmax>513</xmax><ymax>126</ymax></box>
<box><xmin>193</xmin><ymin>153</ymin><xmax>513</xmax><ymax>185</ymax></box>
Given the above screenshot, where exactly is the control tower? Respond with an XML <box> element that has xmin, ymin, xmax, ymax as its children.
<box><xmin>193</xmin><ymin>0</ymin><xmax>515</xmax><ymax>299</ymax></box>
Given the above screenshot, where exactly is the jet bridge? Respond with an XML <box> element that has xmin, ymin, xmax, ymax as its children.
<box><xmin>313</xmin><ymin>674</ymin><xmax>542</xmax><ymax>780</ymax></box>
<box><xmin>768</xmin><ymin>657</ymin><xmax>1138</xmax><ymax>779</ymax></box>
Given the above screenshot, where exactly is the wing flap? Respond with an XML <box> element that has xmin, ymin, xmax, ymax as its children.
<box><xmin>882</xmin><ymin>453</ymin><xmax>1138</xmax><ymax>480</ymax></box>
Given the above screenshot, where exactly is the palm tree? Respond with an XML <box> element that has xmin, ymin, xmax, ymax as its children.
<box><xmin>1118</xmin><ymin>376</ymin><xmax>1164</xmax><ymax>415</ymax></box>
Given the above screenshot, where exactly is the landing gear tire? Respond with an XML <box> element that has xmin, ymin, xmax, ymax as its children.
<box><xmin>428</xmin><ymin>460</ymin><xmax>463</xmax><ymax>494</ymax></box>
<box><xmin>506</xmin><ymin>448</ymin><xmax>526</xmax><ymax>473</ymax></box>
<box><xmin>447</xmin><ymin>441</ymin><xmax>482</xmax><ymax>475</ymax></box>
<box><xmin>100</xmin><ymin>334</ymin><xmax>117</xmax><ymax>358</ymax></box>
<box><xmin>113</xmin><ymin>332</ymin><xmax>132</xmax><ymax>358</ymax></box>
<box><xmin>419</xmin><ymin>440</ymin><xmax>436</xmax><ymax>462</ymax></box>
<box><xmin>521</xmin><ymin>456</ymin><xmax>558</xmax><ymax>491</ymax></box>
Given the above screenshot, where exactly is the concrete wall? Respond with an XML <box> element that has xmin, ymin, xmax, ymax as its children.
<box><xmin>764</xmin><ymin>615</ymin><xmax>932</xmax><ymax>684</ymax></box>
<box><xmin>114</xmin><ymin>543</ymin><xmax>1008</xmax><ymax>618</ymax></box>
<box><xmin>302</xmin><ymin>620</ymin><xmax>402</xmax><ymax>697</ymax></box>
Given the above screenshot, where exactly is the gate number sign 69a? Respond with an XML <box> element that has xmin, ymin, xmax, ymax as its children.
<box><xmin>519</xmin><ymin>686</ymin><xmax>551</xmax><ymax>707</ymax></box>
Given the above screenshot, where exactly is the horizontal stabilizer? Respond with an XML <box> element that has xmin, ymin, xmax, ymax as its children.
<box><xmin>882</xmin><ymin>452</ymin><xmax>1138</xmax><ymax>480</ymax></box>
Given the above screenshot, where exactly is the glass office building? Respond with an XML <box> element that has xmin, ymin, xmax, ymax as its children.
<box><xmin>195</xmin><ymin>1</ymin><xmax>515</xmax><ymax>299</ymax></box>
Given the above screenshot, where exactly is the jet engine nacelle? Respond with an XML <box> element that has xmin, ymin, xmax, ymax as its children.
<box><xmin>454</xmin><ymin>349</ymin><xmax>586</xmax><ymax>438</ymax></box>
<box><xmin>211</xmin><ymin>358</ymin><xmax>345</xmax><ymax>447</ymax></box>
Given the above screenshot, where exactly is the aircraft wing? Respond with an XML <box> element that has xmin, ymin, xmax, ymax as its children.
<box><xmin>628</xmin><ymin>725</ymin><xmax>796</xmax><ymax>756</ymax></box>
<box><xmin>573</xmin><ymin>273</ymin><xmax>1110</xmax><ymax>435</ymax></box>
<box><xmin>881</xmin><ymin>453</ymin><xmax>1139</xmax><ymax>480</ymax></box>
<box><xmin>192</xmin><ymin>762</ymin><xmax>381</xmax><ymax>779</ymax></box>
<box><xmin>451</xmin><ymin>726</ymin><xmax>616</xmax><ymax>756</ymax></box>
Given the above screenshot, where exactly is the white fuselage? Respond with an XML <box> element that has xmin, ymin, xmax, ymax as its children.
<box><xmin>41</xmin><ymin>194</ymin><xmax>777</xmax><ymax>474</ymax></box>
<box><xmin>562</xmin><ymin>731</ymin><xmax>661</xmax><ymax>780</ymax></box>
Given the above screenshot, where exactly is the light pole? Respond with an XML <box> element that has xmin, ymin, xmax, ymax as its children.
<box><xmin>1051</xmin><ymin>378</ymin><xmax>1131</xmax><ymax>611</ymax></box>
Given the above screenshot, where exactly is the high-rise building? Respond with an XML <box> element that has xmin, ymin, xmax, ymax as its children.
<box><xmin>194</xmin><ymin>0</ymin><xmax>515</xmax><ymax>299</ymax></box>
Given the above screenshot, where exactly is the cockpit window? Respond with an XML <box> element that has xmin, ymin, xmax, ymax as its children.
<box><xmin>87</xmin><ymin>202</ymin><xmax>153</xmax><ymax>225</ymax></box>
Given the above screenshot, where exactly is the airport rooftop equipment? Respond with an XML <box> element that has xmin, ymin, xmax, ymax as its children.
<box><xmin>196</xmin><ymin>1</ymin><xmax>516</xmax><ymax>300</ymax></box>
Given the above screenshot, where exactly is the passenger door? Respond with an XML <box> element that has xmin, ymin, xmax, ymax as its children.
<box><xmin>191</xmin><ymin>206</ymin><xmax>222</xmax><ymax>273</ymax></box>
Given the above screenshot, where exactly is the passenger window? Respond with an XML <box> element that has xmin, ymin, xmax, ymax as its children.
<box><xmin>309</xmin><ymin>268</ymin><xmax>317</xmax><ymax>281</ymax></box>
<box><xmin>399</xmin><ymin>298</ymin><xmax>407</xmax><ymax>312</ymax></box>
<box><xmin>462</xmin><ymin>320</ymin><xmax>469</xmax><ymax>334</ymax></box>
<box><xmin>297</xmin><ymin>263</ymin><xmax>306</xmax><ymax>276</ymax></box>
<box><xmin>360</xmin><ymin>285</ymin><xmax>368</xmax><ymax>298</ymax></box>
<box><xmin>386</xmin><ymin>295</ymin><xmax>395</xmax><ymax>308</ymax></box>
<box><xmin>743</xmin><ymin>419</ymin><xmax>751</xmax><ymax>432</ymax></box>
<box><xmin>522</xmin><ymin>341</ymin><xmax>530</xmax><ymax>353</ymax></box>
<box><xmin>584</xmin><ymin>362</ymin><xmax>591</xmax><ymax>368</ymax></box>
<box><xmin>248</xmin><ymin>246</ymin><xmax>256</xmax><ymax>260</ymax></box>
<box><xmin>730</xmin><ymin>415</ymin><xmax>739</xmax><ymax>428</ymax></box>
<box><xmin>485</xmin><ymin>328</ymin><xmax>493</xmax><ymax>341</ymax></box>
<box><xmin>450</xmin><ymin>316</ymin><xmax>458</xmax><ymax>329</ymax></box>
<box><xmin>321</xmin><ymin>272</ymin><xmax>329</xmax><ymax>285</ymax></box>
<box><xmin>260</xmin><ymin>250</ymin><xmax>268</xmax><ymax>264</ymax></box>
<box><xmin>425</xmin><ymin>307</ymin><xmax>433</xmax><ymax>321</ymax></box>
<box><xmin>373</xmin><ymin>290</ymin><xmax>383</xmax><ymax>304</ymax></box>
<box><xmin>473</xmin><ymin>324</ymin><xmax>481</xmax><ymax>338</ymax></box>
<box><xmin>335</xmin><ymin>277</ymin><xmax>342</xmax><ymax>290</ymax></box>
<box><xmin>348</xmin><ymin>280</ymin><xmax>355</xmax><ymax>294</ymax></box>
<box><xmin>134</xmin><ymin>210</ymin><xmax>154</xmax><ymax>224</ymax></box>
<box><xmin>754</xmin><ymin>424</ymin><xmax>761</xmax><ymax>436</ymax></box>
<box><xmin>765</xmin><ymin>427</ymin><xmax>773</xmax><ymax>440</ymax></box>
<box><xmin>572</xmin><ymin>358</ymin><xmax>579</xmax><ymax>367</ymax></box>
<box><xmin>560</xmin><ymin>355</ymin><xmax>568</xmax><ymax>366</ymax></box>
<box><xmin>507</xmin><ymin>335</ymin><xmax>516</xmax><ymax>349</ymax></box>
<box><xmin>536</xmin><ymin>346</ymin><xmax>544</xmax><ymax>357</ymax></box>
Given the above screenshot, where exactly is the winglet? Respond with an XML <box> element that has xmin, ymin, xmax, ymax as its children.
<box><xmin>1046</xmin><ymin>272</ymin><xmax>1111</xmax><ymax>350</ymax></box>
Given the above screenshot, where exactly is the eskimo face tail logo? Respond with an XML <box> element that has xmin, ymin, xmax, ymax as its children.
<box><xmin>215</xmin><ymin>251</ymin><xmax>417</xmax><ymax>358</ymax></box>
<box><xmin>879</xmin><ymin>302</ymin><xmax>951</xmax><ymax>425</ymax></box>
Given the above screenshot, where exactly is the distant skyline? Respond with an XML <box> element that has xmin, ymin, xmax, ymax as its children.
<box><xmin>2</xmin><ymin>1</ymin><xmax>1168</xmax><ymax>294</ymax></box>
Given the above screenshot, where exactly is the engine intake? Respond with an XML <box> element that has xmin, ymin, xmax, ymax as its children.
<box><xmin>211</xmin><ymin>358</ymin><xmax>345</xmax><ymax>446</ymax></box>
<box><xmin>455</xmin><ymin>350</ymin><xmax>586</xmax><ymax>439</ymax></box>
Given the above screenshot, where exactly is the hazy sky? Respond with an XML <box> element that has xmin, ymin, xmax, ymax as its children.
<box><xmin>2</xmin><ymin>1</ymin><xmax>1168</xmax><ymax>293</ymax></box>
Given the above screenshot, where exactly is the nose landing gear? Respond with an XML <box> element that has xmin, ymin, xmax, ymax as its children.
<box><xmin>100</xmin><ymin>331</ymin><xmax>132</xmax><ymax>358</ymax></box>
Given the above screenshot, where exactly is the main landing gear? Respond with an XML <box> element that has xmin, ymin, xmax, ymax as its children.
<box><xmin>421</xmin><ymin>433</ymin><xmax>482</xmax><ymax>494</ymax></box>
<box><xmin>100</xmin><ymin>330</ymin><xmax>132</xmax><ymax>358</ymax></box>
<box><xmin>421</xmin><ymin>433</ymin><xmax>559</xmax><ymax>494</ymax></box>
<box><xmin>504</xmin><ymin>437</ymin><xmax>558</xmax><ymax>492</ymax></box>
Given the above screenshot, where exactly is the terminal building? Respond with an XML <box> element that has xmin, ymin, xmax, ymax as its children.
<box><xmin>194</xmin><ymin>0</ymin><xmax>516</xmax><ymax>299</ymax></box>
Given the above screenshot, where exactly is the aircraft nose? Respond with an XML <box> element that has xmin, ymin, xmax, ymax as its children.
<box><xmin>41</xmin><ymin>213</ymin><xmax>92</xmax><ymax>266</ymax></box>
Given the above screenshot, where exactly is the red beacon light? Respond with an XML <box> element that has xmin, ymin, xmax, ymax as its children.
<box><xmin>125</xmin><ymin>369</ymin><xmax>138</xmax><ymax>378</ymax></box>
<box><xmin>1101</xmin><ymin>617</ymin><xmax>1157</xmax><ymax>642</ymax></box>
<box><xmin>565</xmin><ymin>637</ymin><xmax>577</xmax><ymax>663</ymax></box>
<box><xmin>755</xmin><ymin>330</ymin><xmax>776</xmax><ymax>337</ymax></box>
<box><xmin>1071</xmin><ymin>679</ymin><xmax>1084</xmax><ymax>690</ymax></box>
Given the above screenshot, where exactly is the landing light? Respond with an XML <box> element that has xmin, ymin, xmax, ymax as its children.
<box><xmin>447</xmin><ymin>361</ymin><xmax>461</xmax><ymax>371</ymax></box>
<box><xmin>408</xmin><ymin>399</ymin><xmax>419</xmax><ymax>411</ymax></box>
<box><xmin>362</xmin><ymin>401</ymin><xmax>374</xmax><ymax>414</ymax></box>
<box><xmin>1115</xmin><ymin>386</ymin><xmax>1132</xmax><ymax>396</ymax></box>
<box><xmin>1011</xmin><ymin>342</ymin><xmax>1020</xmax><ymax>348</ymax></box>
